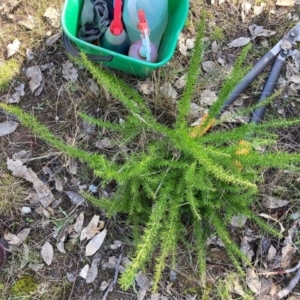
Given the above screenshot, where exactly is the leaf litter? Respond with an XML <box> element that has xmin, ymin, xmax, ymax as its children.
<box><xmin>85</xmin><ymin>228</ymin><xmax>107</xmax><ymax>256</ymax></box>
<box><xmin>1</xmin><ymin>1</ymin><xmax>297</xmax><ymax>298</ymax></box>
<box><xmin>227</xmin><ymin>37</ymin><xmax>251</xmax><ymax>48</ymax></box>
<box><xmin>0</xmin><ymin>121</ymin><xmax>18</xmax><ymax>137</ymax></box>
<box><xmin>41</xmin><ymin>242</ymin><xmax>54</xmax><ymax>266</ymax></box>
<box><xmin>26</xmin><ymin>66</ymin><xmax>45</xmax><ymax>96</ymax></box>
<box><xmin>65</xmin><ymin>191</ymin><xmax>86</xmax><ymax>206</ymax></box>
<box><xmin>4</xmin><ymin>228</ymin><xmax>30</xmax><ymax>246</ymax></box>
<box><xmin>62</xmin><ymin>60</ymin><xmax>78</xmax><ymax>82</ymax></box>
<box><xmin>43</xmin><ymin>7</ymin><xmax>60</xmax><ymax>28</ymax></box>
<box><xmin>0</xmin><ymin>83</ymin><xmax>25</xmax><ymax>104</ymax></box>
<box><xmin>7</xmin><ymin>39</ymin><xmax>20</xmax><ymax>58</ymax></box>
<box><xmin>80</xmin><ymin>215</ymin><xmax>103</xmax><ymax>241</ymax></box>
<box><xmin>7</xmin><ymin>158</ymin><xmax>55</xmax><ymax>207</ymax></box>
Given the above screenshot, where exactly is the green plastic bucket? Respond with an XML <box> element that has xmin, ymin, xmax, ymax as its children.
<box><xmin>61</xmin><ymin>0</ymin><xmax>189</xmax><ymax>78</ymax></box>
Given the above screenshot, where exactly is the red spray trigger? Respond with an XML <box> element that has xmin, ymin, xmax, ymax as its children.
<box><xmin>137</xmin><ymin>10</ymin><xmax>150</xmax><ymax>36</ymax></box>
<box><xmin>110</xmin><ymin>0</ymin><xmax>123</xmax><ymax>35</ymax></box>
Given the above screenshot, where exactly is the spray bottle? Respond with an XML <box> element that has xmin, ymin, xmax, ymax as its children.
<box><xmin>128</xmin><ymin>10</ymin><xmax>158</xmax><ymax>63</ymax></box>
<box><xmin>100</xmin><ymin>0</ymin><xmax>130</xmax><ymax>54</ymax></box>
<box><xmin>123</xmin><ymin>0</ymin><xmax>168</xmax><ymax>49</ymax></box>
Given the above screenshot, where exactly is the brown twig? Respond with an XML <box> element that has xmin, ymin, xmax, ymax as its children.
<box><xmin>259</xmin><ymin>261</ymin><xmax>300</xmax><ymax>277</ymax></box>
<box><xmin>272</xmin><ymin>267</ymin><xmax>300</xmax><ymax>299</ymax></box>
<box><xmin>102</xmin><ymin>253</ymin><xmax>123</xmax><ymax>300</ymax></box>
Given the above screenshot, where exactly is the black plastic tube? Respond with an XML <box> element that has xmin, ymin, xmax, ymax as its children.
<box><xmin>250</xmin><ymin>52</ymin><xmax>287</xmax><ymax>124</ymax></box>
<box><xmin>62</xmin><ymin>32</ymin><xmax>113</xmax><ymax>62</ymax></box>
<box><xmin>220</xmin><ymin>47</ymin><xmax>279</xmax><ymax>115</ymax></box>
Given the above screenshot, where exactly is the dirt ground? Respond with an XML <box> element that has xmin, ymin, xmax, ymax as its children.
<box><xmin>1</xmin><ymin>0</ymin><xmax>300</xmax><ymax>299</ymax></box>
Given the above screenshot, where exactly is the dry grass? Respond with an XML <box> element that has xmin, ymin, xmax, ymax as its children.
<box><xmin>0</xmin><ymin>173</ymin><xmax>26</xmax><ymax>217</ymax></box>
<box><xmin>0</xmin><ymin>0</ymin><xmax>300</xmax><ymax>298</ymax></box>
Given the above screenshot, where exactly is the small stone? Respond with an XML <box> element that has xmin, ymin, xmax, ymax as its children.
<box><xmin>100</xmin><ymin>280</ymin><xmax>109</xmax><ymax>291</ymax></box>
<box><xmin>21</xmin><ymin>207</ymin><xmax>32</xmax><ymax>215</ymax></box>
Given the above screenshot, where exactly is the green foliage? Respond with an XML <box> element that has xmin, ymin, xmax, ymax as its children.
<box><xmin>210</xmin><ymin>26</ymin><xmax>225</xmax><ymax>42</ymax></box>
<box><xmin>10</xmin><ymin>275</ymin><xmax>38</xmax><ymax>299</ymax></box>
<box><xmin>0</xmin><ymin>60</ymin><xmax>20</xmax><ymax>92</ymax></box>
<box><xmin>1</xmin><ymin>11</ymin><xmax>300</xmax><ymax>293</ymax></box>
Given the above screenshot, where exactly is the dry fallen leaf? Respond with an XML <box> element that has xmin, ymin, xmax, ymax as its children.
<box><xmin>102</xmin><ymin>256</ymin><xmax>118</xmax><ymax>270</ymax></box>
<box><xmin>150</xmin><ymin>294</ymin><xmax>160</xmax><ymax>300</ymax></box>
<box><xmin>12</xmin><ymin>83</ymin><xmax>25</xmax><ymax>102</ymax></box>
<box><xmin>80</xmin><ymin>215</ymin><xmax>101</xmax><ymax>241</ymax></box>
<box><xmin>276</xmin><ymin>0</ymin><xmax>297</xmax><ymax>5</ymax></box>
<box><xmin>41</xmin><ymin>242</ymin><xmax>54</xmax><ymax>266</ymax></box>
<box><xmin>232</xmin><ymin>278</ymin><xmax>245</xmax><ymax>296</ymax></box>
<box><xmin>267</xmin><ymin>245</ymin><xmax>277</xmax><ymax>261</ymax></box>
<box><xmin>0</xmin><ymin>83</ymin><xmax>25</xmax><ymax>104</ymax></box>
<box><xmin>62</xmin><ymin>60</ymin><xmax>78</xmax><ymax>82</ymax></box>
<box><xmin>65</xmin><ymin>191</ymin><xmax>86</xmax><ymax>206</ymax></box>
<box><xmin>186</xmin><ymin>38</ymin><xmax>195</xmax><ymax>49</ymax></box>
<box><xmin>212</xmin><ymin>41</ymin><xmax>218</xmax><ymax>53</ymax></box>
<box><xmin>79</xmin><ymin>264</ymin><xmax>89</xmax><ymax>279</ymax></box>
<box><xmin>189</xmin><ymin>103</ymin><xmax>202</xmax><ymax>119</ymax></box>
<box><xmin>241</xmin><ymin>237</ymin><xmax>255</xmax><ymax>263</ymax></box>
<box><xmin>135</xmin><ymin>271</ymin><xmax>151</xmax><ymax>290</ymax></box>
<box><xmin>160</xmin><ymin>83</ymin><xmax>178</xmax><ymax>100</ymax></box>
<box><xmin>7</xmin><ymin>39</ymin><xmax>20</xmax><ymax>58</ymax></box>
<box><xmin>46</xmin><ymin>32</ymin><xmax>62</xmax><ymax>46</ymax></box>
<box><xmin>281</xmin><ymin>243</ymin><xmax>296</xmax><ymax>268</ymax></box>
<box><xmin>0</xmin><ymin>121</ymin><xmax>18</xmax><ymax>137</ymax></box>
<box><xmin>100</xmin><ymin>280</ymin><xmax>109</xmax><ymax>291</ymax></box>
<box><xmin>220</xmin><ymin>110</ymin><xmax>249</xmax><ymax>124</ymax></box>
<box><xmin>253</xmin><ymin>3</ymin><xmax>266</xmax><ymax>16</ymax></box>
<box><xmin>54</xmin><ymin>176</ymin><xmax>63</xmax><ymax>192</ymax></box>
<box><xmin>56</xmin><ymin>241</ymin><xmax>66</xmax><ymax>254</ymax></box>
<box><xmin>137</xmin><ymin>288</ymin><xmax>147</xmax><ymax>300</ymax></box>
<box><xmin>44</xmin><ymin>7</ymin><xmax>60</xmax><ymax>28</ymax></box>
<box><xmin>263</xmin><ymin>196</ymin><xmax>289</xmax><ymax>209</ymax></box>
<box><xmin>26</xmin><ymin>66</ymin><xmax>44</xmax><ymax>96</ymax></box>
<box><xmin>85</xmin><ymin>228</ymin><xmax>107</xmax><ymax>256</ymax></box>
<box><xmin>231</xmin><ymin>214</ymin><xmax>247</xmax><ymax>227</ymax></box>
<box><xmin>68</xmin><ymin>158</ymin><xmax>77</xmax><ymax>175</ymax></box>
<box><xmin>202</xmin><ymin>61</ymin><xmax>218</xmax><ymax>73</ymax></box>
<box><xmin>7</xmin><ymin>158</ymin><xmax>54</xmax><ymax>207</ymax></box>
<box><xmin>200</xmin><ymin>89</ymin><xmax>217</xmax><ymax>106</ymax></box>
<box><xmin>227</xmin><ymin>37</ymin><xmax>251</xmax><ymax>48</ymax></box>
<box><xmin>87</xmin><ymin>79</ymin><xmax>100</xmax><ymax>96</ymax></box>
<box><xmin>20</xmin><ymin>243</ymin><xmax>30</xmax><ymax>269</ymax></box>
<box><xmin>95</xmin><ymin>138</ymin><xmax>114</xmax><ymax>150</ymax></box>
<box><xmin>86</xmin><ymin>258</ymin><xmax>100</xmax><ymax>283</ymax></box>
<box><xmin>241</xmin><ymin>2</ymin><xmax>252</xmax><ymax>22</ymax></box>
<box><xmin>26</xmin><ymin>48</ymin><xmax>34</xmax><ymax>60</ymax></box>
<box><xmin>4</xmin><ymin>232</ymin><xmax>21</xmax><ymax>245</ymax></box>
<box><xmin>17</xmin><ymin>228</ymin><xmax>31</xmax><ymax>244</ymax></box>
<box><xmin>137</xmin><ymin>80</ymin><xmax>154</xmax><ymax>95</ymax></box>
<box><xmin>175</xmin><ymin>74</ymin><xmax>187</xmax><ymax>89</ymax></box>
<box><xmin>259</xmin><ymin>213</ymin><xmax>285</xmax><ymax>233</ymax></box>
<box><xmin>178</xmin><ymin>34</ymin><xmax>195</xmax><ymax>56</ymax></box>
<box><xmin>18</xmin><ymin>15</ymin><xmax>35</xmax><ymax>30</ymax></box>
<box><xmin>179</xmin><ymin>41</ymin><xmax>188</xmax><ymax>56</ymax></box>
<box><xmin>73</xmin><ymin>212</ymin><xmax>85</xmax><ymax>233</ymax></box>
<box><xmin>249</xmin><ymin>24</ymin><xmax>276</xmax><ymax>40</ymax></box>
<box><xmin>246</xmin><ymin>268</ymin><xmax>261</xmax><ymax>294</ymax></box>
<box><xmin>110</xmin><ymin>240</ymin><xmax>122</xmax><ymax>250</ymax></box>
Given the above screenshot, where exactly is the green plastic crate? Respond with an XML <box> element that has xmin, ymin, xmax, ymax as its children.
<box><xmin>61</xmin><ymin>0</ymin><xmax>189</xmax><ymax>77</ymax></box>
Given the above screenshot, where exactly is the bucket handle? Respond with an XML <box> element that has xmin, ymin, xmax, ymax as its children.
<box><xmin>62</xmin><ymin>33</ymin><xmax>113</xmax><ymax>62</ymax></box>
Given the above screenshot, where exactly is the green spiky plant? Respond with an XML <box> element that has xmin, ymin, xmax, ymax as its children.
<box><xmin>1</xmin><ymin>12</ymin><xmax>300</xmax><ymax>291</ymax></box>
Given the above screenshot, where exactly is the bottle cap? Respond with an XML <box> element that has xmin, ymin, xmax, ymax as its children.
<box><xmin>137</xmin><ymin>10</ymin><xmax>152</xmax><ymax>61</ymax></box>
<box><xmin>110</xmin><ymin>0</ymin><xmax>123</xmax><ymax>35</ymax></box>
<box><xmin>137</xmin><ymin>10</ymin><xmax>149</xmax><ymax>34</ymax></box>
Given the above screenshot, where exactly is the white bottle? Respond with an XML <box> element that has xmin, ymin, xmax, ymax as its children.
<box><xmin>123</xmin><ymin>0</ymin><xmax>168</xmax><ymax>49</ymax></box>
